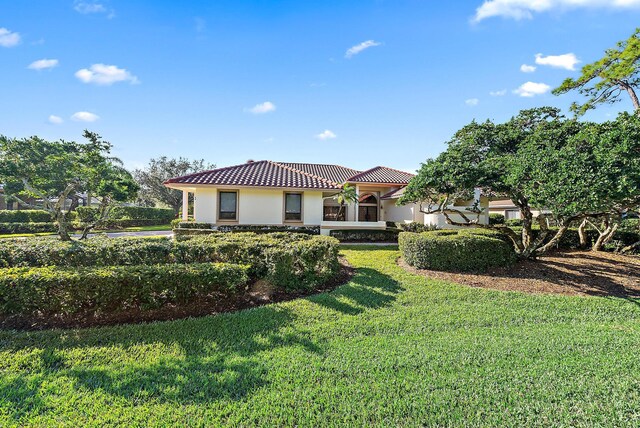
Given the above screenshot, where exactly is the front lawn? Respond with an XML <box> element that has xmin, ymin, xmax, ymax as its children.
<box><xmin>2</xmin><ymin>247</ymin><xmax>640</xmax><ymax>426</ymax></box>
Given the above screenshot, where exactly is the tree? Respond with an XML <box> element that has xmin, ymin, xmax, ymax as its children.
<box><xmin>0</xmin><ymin>131</ymin><xmax>137</xmax><ymax>241</ymax></box>
<box><xmin>328</xmin><ymin>184</ymin><xmax>359</xmax><ymax>220</ymax></box>
<box><xmin>399</xmin><ymin>108</ymin><xmax>640</xmax><ymax>258</ymax></box>
<box><xmin>553</xmin><ymin>28</ymin><xmax>640</xmax><ymax>116</ymax></box>
<box><xmin>133</xmin><ymin>157</ymin><xmax>215</xmax><ymax>215</ymax></box>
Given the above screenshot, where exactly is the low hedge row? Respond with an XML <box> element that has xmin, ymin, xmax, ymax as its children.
<box><xmin>0</xmin><ymin>222</ymin><xmax>57</xmax><ymax>234</ymax></box>
<box><xmin>329</xmin><ymin>229</ymin><xmax>400</xmax><ymax>242</ymax></box>
<box><xmin>173</xmin><ymin>221</ymin><xmax>321</xmax><ymax>235</ymax></box>
<box><xmin>75</xmin><ymin>206</ymin><xmax>175</xmax><ymax>222</ymax></box>
<box><xmin>0</xmin><ymin>233</ymin><xmax>341</xmax><ymax>289</ymax></box>
<box><xmin>399</xmin><ymin>231</ymin><xmax>516</xmax><ymax>272</ymax></box>
<box><xmin>0</xmin><ymin>262</ymin><xmax>249</xmax><ymax>316</ymax></box>
<box><xmin>0</xmin><ymin>210</ymin><xmax>52</xmax><ymax>223</ymax></box>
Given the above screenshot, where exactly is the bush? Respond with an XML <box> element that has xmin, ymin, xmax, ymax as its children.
<box><xmin>175</xmin><ymin>221</ymin><xmax>213</xmax><ymax>229</ymax></box>
<box><xmin>0</xmin><ymin>263</ymin><xmax>249</xmax><ymax>316</ymax></box>
<box><xmin>399</xmin><ymin>231</ymin><xmax>516</xmax><ymax>272</ymax></box>
<box><xmin>217</xmin><ymin>224</ymin><xmax>320</xmax><ymax>235</ymax></box>
<box><xmin>75</xmin><ymin>206</ymin><xmax>174</xmax><ymax>226</ymax></box>
<box><xmin>397</xmin><ymin>222</ymin><xmax>434</xmax><ymax>233</ymax></box>
<box><xmin>0</xmin><ymin>222</ymin><xmax>57</xmax><ymax>234</ymax></box>
<box><xmin>489</xmin><ymin>213</ymin><xmax>505</xmax><ymax>225</ymax></box>
<box><xmin>0</xmin><ymin>210</ymin><xmax>52</xmax><ymax>223</ymax></box>
<box><xmin>329</xmin><ymin>229</ymin><xmax>399</xmax><ymax>242</ymax></box>
<box><xmin>0</xmin><ymin>233</ymin><xmax>341</xmax><ymax>290</ymax></box>
<box><xmin>504</xmin><ymin>218</ymin><xmax>523</xmax><ymax>227</ymax></box>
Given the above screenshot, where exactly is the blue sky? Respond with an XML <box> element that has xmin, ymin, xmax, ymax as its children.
<box><xmin>2</xmin><ymin>0</ymin><xmax>640</xmax><ymax>173</ymax></box>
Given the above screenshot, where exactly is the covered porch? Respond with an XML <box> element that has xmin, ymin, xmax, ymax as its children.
<box><xmin>319</xmin><ymin>185</ymin><xmax>390</xmax><ymax>235</ymax></box>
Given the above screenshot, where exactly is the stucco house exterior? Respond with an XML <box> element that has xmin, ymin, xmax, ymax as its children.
<box><xmin>164</xmin><ymin>160</ymin><xmax>489</xmax><ymax>234</ymax></box>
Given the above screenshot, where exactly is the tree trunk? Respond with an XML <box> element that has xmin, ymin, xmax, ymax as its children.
<box><xmin>578</xmin><ymin>219</ymin><xmax>589</xmax><ymax>249</ymax></box>
<box><xmin>534</xmin><ymin>224</ymin><xmax>570</xmax><ymax>255</ymax></box>
<box><xmin>620</xmin><ymin>81</ymin><xmax>640</xmax><ymax>113</ymax></box>
<box><xmin>56</xmin><ymin>211</ymin><xmax>72</xmax><ymax>241</ymax></box>
<box><xmin>621</xmin><ymin>239</ymin><xmax>640</xmax><ymax>254</ymax></box>
<box><xmin>593</xmin><ymin>223</ymin><xmax>618</xmax><ymax>252</ymax></box>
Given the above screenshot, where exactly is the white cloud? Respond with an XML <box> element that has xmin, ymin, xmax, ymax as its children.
<box><xmin>48</xmin><ymin>115</ymin><xmax>63</xmax><ymax>124</ymax></box>
<box><xmin>490</xmin><ymin>89</ymin><xmax>507</xmax><ymax>96</ymax></box>
<box><xmin>465</xmin><ymin>98</ymin><xmax>480</xmax><ymax>106</ymax></box>
<box><xmin>345</xmin><ymin>40</ymin><xmax>381</xmax><ymax>59</ymax></box>
<box><xmin>315</xmin><ymin>130</ymin><xmax>337</xmax><ymax>140</ymax></box>
<box><xmin>520</xmin><ymin>64</ymin><xmax>536</xmax><ymax>73</ymax></box>
<box><xmin>28</xmin><ymin>59</ymin><xmax>59</xmax><ymax>70</ymax></box>
<box><xmin>513</xmin><ymin>81</ymin><xmax>551</xmax><ymax>97</ymax></box>
<box><xmin>0</xmin><ymin>28</ymin><xmax>20</xmax><ymax>47</ymax></box>
<box><xmin>75</xmin><ymin>64</ymin><xmax>139</xmax><ymax>85</ymax></box>
<box><xmin>535</xmin><ymin>53</ymin><xmax>580</xmax><ymax>70</ymax></box>
<box><xmin>246</xmin><ymin>101</ymin><xmax>276</xmax><ymax>114</ymax></box>
<box><xmin>71</xmin><ymin>111</ymin><xmax>100</xmax><ymax>122</ymax></box>
<box><xmin>473</xmin><ymin>0</ymin><xmax>640</xmax><ymax>22</ymax></box>
<box><xmin>74</xmin><ymin>1</ymin><xmax>106</xmax><ymax>14</ymax></box>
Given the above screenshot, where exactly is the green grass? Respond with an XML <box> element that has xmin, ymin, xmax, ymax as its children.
<box><xmin>2</xmin><ymin>247</ymin><xmax>640</xmax><ymax>426</ymax></box>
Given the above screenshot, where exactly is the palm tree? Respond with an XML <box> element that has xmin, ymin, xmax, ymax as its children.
<box><xmin>332</xmin><ymin>184</ymin><xmax>358</xmax><ymax>221</ymax></box>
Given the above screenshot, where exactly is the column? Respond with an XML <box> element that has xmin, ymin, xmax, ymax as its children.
<box><xmin>182</xmin><ymin>190</ymin><xmax>189</xmax><ymax>220</ymax></box>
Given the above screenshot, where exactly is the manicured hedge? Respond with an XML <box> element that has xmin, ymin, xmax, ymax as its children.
<box><xmin>0</xmin><ymin>233</ymin><xmax>341</xmax><ymax>290</ymax></box>
<box><xmin>489</xmin><ymin>213</ymin><xmax>505</xmax><ymax>225</ymax></box>
<box><xmin>329</xmin><ymin>229</ymin><xmax>399</xmax><ymax>242</ymax></box>
<box><xmin>399</xmin><ymin>231</ymin><xmax>516</xmax><ymax>272</ymax></box>
<box><xmin>75</xmin><ymin>206</ymin><xmax>174</xmax><ymax>227</ymax></box>
<box><xmin>173</xmin><ymin>222</ymin><xmax>321</xmax><ymax>235</ymax></box>
<box><xmin>396</xmin><ymin>222</ymin><xmax>433</xmax><ymax>233</ymax></box>
<box><xmin>0</xmin><ymin>210</ymin><xmax>52</xmax><ymax>223</ymax></box>
<box><xmin>0</xmin><ymin>262</ymin><xmax>249</xmax><ymax>316</ymax></box>
<box><xmin>0</xmin><ymin>222</ymin><xmax>57</xmax><ymax>234</ymax></box>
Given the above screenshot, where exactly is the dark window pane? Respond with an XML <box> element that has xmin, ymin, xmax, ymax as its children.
<box><xmin>285</xmin><ymin>193</ymin><xmax>302</xmax><ymax>221</ymax></box>
<box><xmin>219</xmin><ymin>192</ymin><xmax>237</xmax><ymax>219</ymax></box>
<box><xmin>323</xmin><ymin>206</ymin><xmax>346</xmax><ymax>221</ymax></box>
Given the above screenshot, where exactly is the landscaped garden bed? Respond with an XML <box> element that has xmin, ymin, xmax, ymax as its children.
<box><xmin>0</xmin><ymin>232</ymin><xmax>343</xmax><ymax>329</ymax></box>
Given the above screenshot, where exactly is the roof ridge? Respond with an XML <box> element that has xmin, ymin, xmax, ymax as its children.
<box><xmin>344</xmin><ymin>166</ymin><xmax>382</xmax><ymax>182</ymax></box>
<box><xmin>163</xmin><ymin>160</ymin><xmax>268</xmax><ymax>184</ymax></box>
<box><xmin>345</xmin><ymin>165</ymin><xmax>414</xmax><ymax>182</ymax></box>
<box><xmin>270</xmin><ymin>161</ymin><xmax>342</xmax><ymax>188</ymax></box>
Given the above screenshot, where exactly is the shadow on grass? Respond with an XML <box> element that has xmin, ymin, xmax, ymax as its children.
<box><xmin>0</xmin><ymin>305</ymin><xmax>323</xmax><ymax>418</ymax></box>
<box><xmin>307</xmin><ymin>267</ymin><xmax>403</xmax><ymax>315</ymax></box>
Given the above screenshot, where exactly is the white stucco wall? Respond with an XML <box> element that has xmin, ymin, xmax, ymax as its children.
<box><xmin>424</xmin><ymin>212</ymin><xmax>489</xmax><ymax>229</ymax></box>
<box><xmin>193</xmin><ymin>187</ymin><xmax>325</xmax><ymax>226</ymax></box>
<box><xmin>383</xmin><ymin>200</ymin><xmax>423</xmax><ymax>224</ymax></box>
<box><xmin>194</xmin><ymin>187</ymin><xmax>217</xmax><ymax>223</ymax></box>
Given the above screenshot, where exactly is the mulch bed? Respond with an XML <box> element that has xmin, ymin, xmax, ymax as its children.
<box><xmin>400</xmin><ymin>250</ymin><xmax>640</xmax><ymax>298</ymax></box>
<box><xmin>1</xmin><ymin>257</ymin><xmax>355</xmax><ymax>331</ymax></box>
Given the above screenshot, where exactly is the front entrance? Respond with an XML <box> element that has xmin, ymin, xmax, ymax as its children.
<box><xmin>358</xmin><ymin>193</ymin><xmax>379</xmax><ymax>222</ymax></box>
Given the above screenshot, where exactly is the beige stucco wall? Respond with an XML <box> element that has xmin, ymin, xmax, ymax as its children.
<box><xmin>383</xmin><ymin>200</ymin><xmax>424</xmax><ymax>224</ymax></box>
<box><xmin>193</xmin><ymin>187</ymin><xmax>325</xmax><ymax>226</ymax></box>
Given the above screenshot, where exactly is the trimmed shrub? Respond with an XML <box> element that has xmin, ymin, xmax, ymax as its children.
<box><xmin>399</xmin><ymin>231</ymin><xmax>516</xmax><ymax>272</ymax></box>
<box><xmin>175</xmin><ymin>221</ymin><xmax>214</xmax><ymax>229</ymax></box>
<box><xmin>75</xmin><ymin>206</ymin><xmax>174</xmax><ymax>227</ymax></box>
<box><xmin>0</xmin><ymin>222</ymin><xmax>57</xmax><ymax>234</ymax></box>
<box><xmin>504</xmin><ymin>218</ymin><xmax>523</xmax><ymax>227</ymax></box>
<box><xmin>397</xmin><ymin>222</ymin><xmax>434</xmax><ymax>233</ymax></box>
<box><xmin>217</xmin><ymin>224</ymin><xmax>320</xmax><ymax>235</ymax></box>
<box><xmin>330</xmin><ymin>229</ymin><xmax>399</xmax><ymax>242</ymax></box>
<box><xmin>489</xmin><ymin>213</ymin><xmax>505</xmax><ymax>225</ymax></box>
<box><xmin>0</xmin><ymin>233</ymin><xmax>341</xmax><ymax>290</ymax></box>
<box><xmin>0</xmin><ymin>210</ymin><xmax>52</xmax><ymax>223</ymax></box>
<box><xmin>0</xmin><ymin>262</ymin><xmax>249</xmax><ymax>316</ymax></box>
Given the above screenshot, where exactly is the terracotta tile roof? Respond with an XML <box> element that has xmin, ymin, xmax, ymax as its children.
<box><xmin>347</xmin><ymin>166</ymin><xmax>414</xmax><ymax>184</ymax></box>
<box><xmin>165</xmin><ymin>161</ymin><xmax>415</xmax><ymax>189</ymax></box>
<box><xmin>164</xmin><ymin>160</ymin><xmax>341</xmax><ymax>189</ymax></box>
<box><xmin>278</xmin><ymin>163</ymin><xmax>360</xmax><ymax>185</ymax></box>
<box><xmin>380</xmin><ymin>187</ymin><xmax>406</xmax><ymax>200</ymax></box>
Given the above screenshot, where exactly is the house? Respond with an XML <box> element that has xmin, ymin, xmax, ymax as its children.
<box><xmin>164</xmin><ymin>160</ymin><xmax>491</xmax><ymax>234</ymax></box>
<box><xmin>488</xmin><ymin>198</ymin><xmax>549</xmax><ymax>220</ymax></box>
<box><xmin>164</xmin><ymin>160</ymin><xmax>427</xmax><ymax>235</ymax></box>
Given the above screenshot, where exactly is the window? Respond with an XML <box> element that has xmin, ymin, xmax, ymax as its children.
<box><xmin>323</xmin><ymin>206</ymin><xmax>346</xmax><ymax>221</ymax></box>
<box><xmin>219</xmin><ymin>191</ymin><xmax>237</xmax><ymax>220</ymax></box>
<box><xmin>284</xmin><ymin>193</ymin><xmax>302</xmax><ymax>221</ymax></box>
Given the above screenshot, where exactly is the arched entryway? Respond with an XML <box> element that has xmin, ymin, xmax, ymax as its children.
<box><xmin>358</xmin><ymin>193</ymin><xmax>378</xmax><ymax>222</ymax></box>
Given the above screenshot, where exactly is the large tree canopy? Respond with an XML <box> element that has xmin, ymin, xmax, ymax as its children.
<box><xmin>553</xmin><ymin>28</ymin><xmax>640</xmax><ymax>115</ymax></box>
<box><xmin>399</xmin><ymin>108</ymin><xmax>640</xmax><ymax>258</ymax></box>
<box><xmin>0</xmin><ymin>131</ymin><xmax>137</xmax><ymax>241</ymax></box>
<box><xmin>133</xmin><ymin>157</ymin><xmax>215</xmax><ymax>214</ymax></box>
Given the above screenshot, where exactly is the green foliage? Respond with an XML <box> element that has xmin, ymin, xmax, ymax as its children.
<box><xmin>0</xmin><ymin>210</ymin><xmax>52</xmax><ymax>223</ymax></box>
<box><xmin>399</xmin><ymin>231</ymin><xmax>516</xmax><ymax>272</ymax></box>
<box><xmin>75</xmin><ymin>206</ymin><xmax>174</xmax><ymax>227</ymax></box>
<box><xmin>133</xmin><ymin>157</ymin><xmax>215</xmax><ymax>212</ymax></box>
<box><xmin>489</xmin><ymin>213</ymin><xmax>505</xmax><ymax>225</ymax></box>
<box><xmin>505</xmin><ymin>218</ymin><xmax>523</xmax><ymax>227</ymax></box>
<box><xmin>329</xmin><ymin>229</ymin><xmax>399</xmax><ymax>242</ymax></box>
<box><xmin>175</xmin><ymin>221</ymin><xmax>214</xmax><ymax>229</ymax></box>
<box><xmin>396</xmin><ymin>222</ymin><xmax>434</xmax><ymax>233</ymax></box>
<box><xmin>0</xmin><ymin>263</ymin><xmax>249</xmax><ymax>316</ymax></box>
<box><xmin>0</xmin><ymin>222</ymin><xmax>57</xmax><ymax>234</ymax></box>
<box><xmin>0</xmin><ymin>233</ymin><xmax>340</xmax><ymax>289</ymax></box>
<box><xmin>553</xmin><ymin>28</ymin><xmax>640</xmax><ymax>116</ymax></box>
